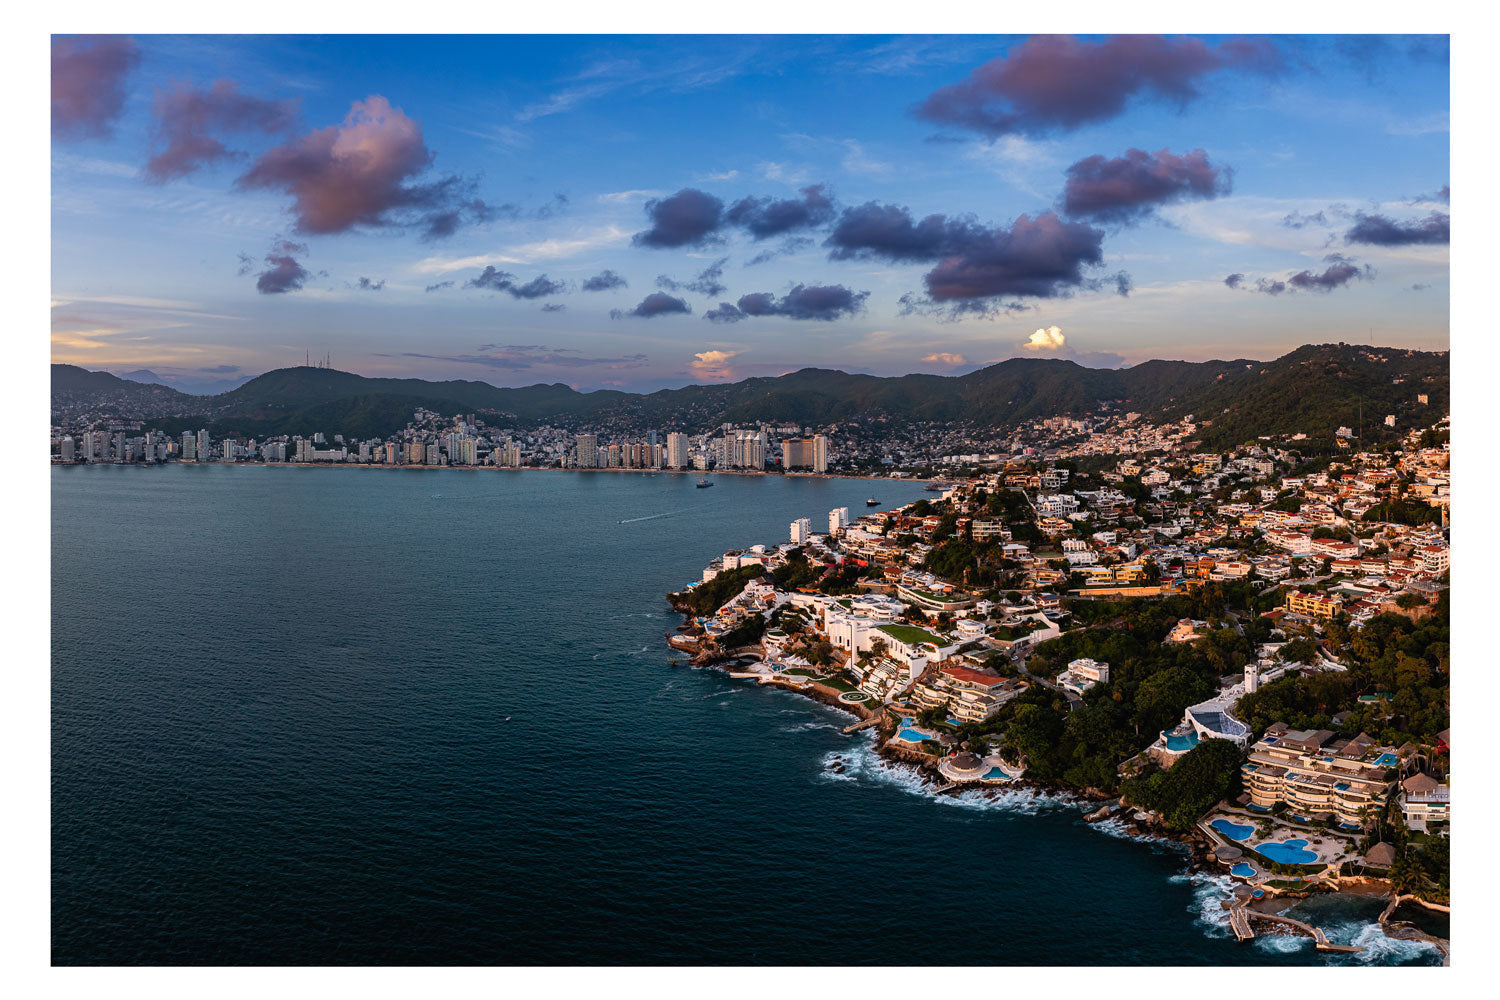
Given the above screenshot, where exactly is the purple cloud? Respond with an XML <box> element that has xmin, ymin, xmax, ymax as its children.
<box><xmin>631</xmin><ymin>188</ymin><xmax>725</xmax><ymax>248</ymax></box>
<box><xmin>52</xmin><ymin>35</ymin><xmax>140</xmax><ymax>140</ymax></box>
<box><xmin>465</xmin><ymin>266</ymin><xmax>567</xmax><ymax>299</ymax></box>
<box><xmin>255</xmin><ymin>254</ymin><xmax>310</xmax><ymax>295</ymax></box>
<box><xmin>725</xmin><ymin>185</ymin><xmax>836</xmax><ymax>239</ymax></box>
<box><xmin>1233</xmin><ymin>257</ymin><xmax>1372</xmax><ymax>295</ymax></box>
<box><xmin>657</xmin><ymin>257</ymin><xmax>728</xmax><ymax>297</ymax></box>
<box><xmin>707</xmin><ymin>283</ymin><xmax>869</xmax><ymax>323</ymax></box>
<box><xmin>1061</xmin><ymin>148</ymin><xmax>1231</xmax><ymax>223</ymax></box>
<box><xmin>915</xmin><ymin>34</ymin><xmax>1280</xmax><ymax>136</ymax></box>
<box><xmin>353</xmin><ymin>276</ymin><xmax>385</xmax><ymax>291</ymax></box>
<box><xmin>1223</xmin><ymin>273</ymin><xmax>1244</xmax><ymax>288</ymax></box>
<box><xmin>1345</xmin><ymin>211</ymin><xmax>1449</xmax><ymax>246</ymax></box>
<box><xmin>145</xmin><ymin>80</ymin><xmax>298</xmax><ymax>181</ymax></box>
<box><xmin>581</xmin><ymin>269</ymin><xmax>627</xmax><ymax>292</ymax></box>
<box><xmin>611</xmin><ymin>292</ymin><xmax>691</xmax><ymax>319</ymax></box>
<box><xmin>237</xmin><ymin>95</ymin><xmax>486</xmax><ymax>238</ymax></box>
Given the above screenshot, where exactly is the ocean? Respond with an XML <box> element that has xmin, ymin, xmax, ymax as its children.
<box><xmin>50</xmin><ymin>464</ymin><xmax>1442</xmax><ymax>965</ymax></box>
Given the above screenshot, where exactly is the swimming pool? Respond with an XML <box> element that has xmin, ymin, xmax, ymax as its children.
<box><xmin>982</xmin><ymin>766</ymin><xmax>1013</xmax><ymax>781</ymax></box>
<box><xmin>1162</xmin><ymin>728</ymin><xmax>1199</xmax><ymax>752</ymax></box>
<box><xmin>1373</xmin><ymin>752</ymin><xmax>1399</xmax><ymax>768</ymax></box>
<box><xmin>894</xmin><ymin>720</ymin><xmax>934</xmax><ymax>744</ymax></box>
<box><xmin>1256</xmin><ymin>838</ymin><xmax>1318</xmax><ymax>864</ymax></box>
<box><xmin>1210</xmin><ymin>819</ymin><xmax>1254</xmax><ymax>841</ymax></box>
<box><xmin>1231</xmin><ymin>862</ymin><xmax>1257</xmax><ymax>878</ymax></box>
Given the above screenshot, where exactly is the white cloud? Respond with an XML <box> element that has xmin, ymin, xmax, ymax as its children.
<box><xmin>921</xmin><ymin>352</ymin><xmax>967</xmax><ymax>366</ymax></box>
<box><xmin>689</xmin><ymin>349</ymin><xmax>740</xmax><ymax>381</ymax></box>
<box><xmin>1022</xmin><ymin>326</ymin><xmax>1066</xmax><ymax>352</ymax></box>
<box><xmin>413</xmin><ymin>226</ymin><xmax>630</xmax><ymax>274</ymax></box>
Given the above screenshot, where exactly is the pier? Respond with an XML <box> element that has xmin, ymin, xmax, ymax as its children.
<box><xmin>1226</xmin><ymin>900</ymin><xmax>1362</xmax><ymax>953</ymax></box>
<box><xmin>842</xmin><ymin>717</ymin><xmax>881</xmax><ymax>734</ymax></box>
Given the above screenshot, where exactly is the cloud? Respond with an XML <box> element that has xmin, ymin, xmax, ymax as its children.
<box><xmin>611</xmin><ymin>291</ymin><xmax>691</xmax><ymax>319</ymax></box>
<box><xmin>352</xmin><ymin>276</ymin><xmax>385</xmax><ymax>291</ymax></box>
<box><xmin>689</xmin><ymin>349</ymin><xmax>740</xmax><ymax>381</ymax></box>
<box><xmin>52</xmin><ymin>35</ymin><xmax>141</xmax><ymax>140</ymax></box>
<box><xmin>745</xmin><ymin>236</ymin><xmax>814</xmax><ymax>266</ymax></box>
<box><xmin>465</xmin><ymin>266</ymin><xmax>568</xmax><ymax>299</ymax></box>
<box><xmin>1233</xmin><ymin>258</ymin><xmax>1373</xmax><ymax>295</ymax></box>
<box><xmin>915</xmin><ymin>34</ymin><xmax>1279</xmax><ymax>136</ymax></box>
<box><xmin>399</xmin><ymin>347</ymin><xmax>647</xmax><ymax>370</ymax></box>
<box><xmin>657</xmin><ymin>257</ymin><xmax>728</xmax><ymax>297</ymax></box>
<box><xmin>424</xmin><ymin>280</ymin><xmax>454</xmax><ymax>293</ymax></box>
<box><xmin>1022</xmin><ymin>325</ymin><xmax>1067</xmax><ymax>351</ymax></box>
<box><xmin>541</xmin><ymin>303</ymin><xmax>567</xmax><ymax>312</ymax></box>
<box><xmin>1344</xmin><ymin>210</ymin><xmax>1449</xmax><ymax>246</ymax></box>
<box><xmin>144</xmin><ymin>80</ymin><xmax>298</xmax><ymax>181</ymax></box>
<box><xmin>237</xmin><ymin>95</ymin><xmax>487</xmax><ymax>238</ymax></box>
<box><xmin>922</xmin><ymin>352</ymin><xmax>967</xmax><ymax>366</ymax></box>
<box><xmin>707</xmin><ymin>284</ymin><xmax>869</xmax><ymax>323</ymax></box>
<box><xmin>827</xmin><ymin>204</ymin><xmax>1108</xmax><ymax>305</ymax></box>
<box><xmin>581</xmin><ymin>269</ymin><xmax>628</xmax><ymax>292</ymax></box>
<box><xmin>631</xmin><ymin>188</ymin><xmax>725</xmax><ymax>248</ymax></box>
<box><xmin>255</xmin><ymin>253</ymin><xmax>310</xmax><ymax>295</ymax></box>
<box><xmin>1060</xmin><ymin>148</ymin><xmax>1231</xmax><ymax>224</ymax></box>
<box><xmin>1280</xmin><ymin>209</ymin><xmax>1328</xmax><ymax>230</ymax></box>
<box><xmin>725</xmin><ymin>184</ymin><xmax>836</xmax><ymax>239</ymax></box>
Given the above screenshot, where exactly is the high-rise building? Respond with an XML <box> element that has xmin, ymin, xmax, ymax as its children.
<box><xmin>666</xmin><ymin>432</ymin><xmax>688</xmax><ymax>469</ymax></box>
<box><xmin>60</xmin><ymin>436</ymin><xmax>75</xmax><ymax>462</ymax></box>
<box><xmin>790</xmin><ymin>518</ymin><xmax>812</xmax><ymax>544</ymax></box>
<box><xmin>222</xmin><ymin>438</ymin><xmax>236</xmax><ymax>463</ymax></box>
<box><xmin>829</xmin><ymin>506</ymin><xmax>850</xmax><ymax>535</ymax></box>
<box><xmin>196</xmin><ymin>429</ymin><xmax>211</xmax><ymax>464</ymax></box>
<box><xmin>576</xmin><ymin>433</ymin><xmax>598</xmax><ymax>468</ymax></box>
<box><xmin>181</xmin><ymin>431</ymin><xmax>196</xmax><ymax>461</ymax></box>
<box><xmin>782</xmin><ymin>438</ymin><xmax>815</xmax><ymax>469</ymax></box>
<box><xmin>812</xmin><ymin>434</ymin><xmax>829</xmax><ymax>474</ymax></box>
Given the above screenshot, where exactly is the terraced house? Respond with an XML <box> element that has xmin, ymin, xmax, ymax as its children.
<box><xmin>1241</xmin><ymin>724</ymin><xmax>1406</xmax><ymax>827</ymax></box>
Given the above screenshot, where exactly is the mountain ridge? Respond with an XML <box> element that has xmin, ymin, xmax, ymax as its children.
<box><xmin>52</xmin><ymin>344</ymin><xmax>1449</xmax><ymax>446</ymax></box>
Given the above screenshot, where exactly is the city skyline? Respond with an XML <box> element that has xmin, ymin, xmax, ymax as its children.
<box><xmin>53</xmin><ymin>34</ymin><xmax>1449</xmax><ymax>395</ymax></box>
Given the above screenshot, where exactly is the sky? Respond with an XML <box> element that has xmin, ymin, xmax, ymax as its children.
<box><xmin>50</xmin><ymin>33</ymin><xmax>1450</xmax><ymax>394</ymax></box>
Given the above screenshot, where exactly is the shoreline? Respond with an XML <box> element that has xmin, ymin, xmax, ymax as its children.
<box><xmin>668</xmin><ymin>618</ymin><xmax>1444</xmax><ymax>961</ymax></box>
<box><xmin>53</xmin><ymin>460</ymin><xmax>930</xmax><ymax>485</ymax></box>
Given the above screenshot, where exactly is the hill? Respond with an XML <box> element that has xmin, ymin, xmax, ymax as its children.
<box><xmin>52</xmin><ymin>343</ymin><xmax>1448</xmax><ymax>445</ymax></box>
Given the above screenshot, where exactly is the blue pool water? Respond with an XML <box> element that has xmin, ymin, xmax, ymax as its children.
<box><xmin>894</xmin><ymin>721</ymin><xmax>932</xmax><ymax>744</ymax></box>
<box><xmin>1211</xmin><ymin>819</ymin><xmax>1254</xmax><ymax>841</ymax></box>
<box><xmin>1256</xmin><ymin>839</ymin><xmax>1318</xmax><ymax>865</ymax></box>
<box><xmin>982</xmin><ymin>766</ymin><xmax>1012</xmax><ymax>781</ymax></box>
<box><xmin>1373</xmin><ymin>753</ymin><xmax>1399</xmax><ymax>768</ymax></box>
<box><xmin>1162</xmin><ymin>729</ymin><xmax>1199</xmax><ymax>752</ymax></box>
<box><xmin>1231</xmin><ymin>862</ymin><xmax>1257</xmax><ymax>878</ymax></box>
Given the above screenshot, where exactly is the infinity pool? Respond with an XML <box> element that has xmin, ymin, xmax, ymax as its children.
<box><xmin>1210</xmin><ymin>819</ymin><xmax>1254</xmax><ymax>841</ymax></box>
<box><xmin>1255</xmin><ymin>838</ymin><xmax>1318</xmax><ymax>864</ymax></box>
<box><xmin>1231</xmin><ymin>862</ymin><xmax>1257</xmax><ymax>878</ymax></box>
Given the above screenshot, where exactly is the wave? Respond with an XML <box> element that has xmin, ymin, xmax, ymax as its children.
<box><xmin>816</xmin><ymin>740</ymin><xmax>1081</xmax><ymax>816</ymax></box>
<box><xmin>781</xmin><ymin>720</ymin><xmax>844</xmax><ymax>734</ymax></box>
<box><xmin>1323</xmin><ymin>921</ymin><xmax>1440</xmax><ymax>966</ymax></box>
<box><xmin>1086</xmin><ymin>817</ymin><xmax>1190</xmax><ymax>854</ymax></box>
<box><xmin>1171</xmin><ymin>871</ymin><xmax>1237</xmax><ymax>940</ymax></box>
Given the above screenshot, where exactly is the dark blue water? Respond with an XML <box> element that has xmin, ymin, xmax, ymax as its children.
<box><xmin>51</xmin><ymin>465</ymin><xmax>1439</xmax><ymax>965</ymax></box>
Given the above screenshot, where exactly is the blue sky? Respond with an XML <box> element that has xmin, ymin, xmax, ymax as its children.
<box><xmin>51</xmin><ymin>34</ymin><xmax>1450</xmax><ymax>394</ymax></box>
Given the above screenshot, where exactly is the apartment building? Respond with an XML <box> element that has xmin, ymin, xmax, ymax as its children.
<box><xmin>1241</xmin><ymin>725</ymin><xmax>1403</xmax><ymax>826</ymax></box>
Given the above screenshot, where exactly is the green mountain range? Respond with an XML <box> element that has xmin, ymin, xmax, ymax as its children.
<box><xmin>52</xmin><ymin>343</ymin><xmax>1448</xmax><ymax>447</ymax></box>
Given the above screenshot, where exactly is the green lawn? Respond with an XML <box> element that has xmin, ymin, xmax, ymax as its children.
<box><xmin>878</xmin><ymin>623</ymin><xmax>945</xmax><ymax>647</ymax></box>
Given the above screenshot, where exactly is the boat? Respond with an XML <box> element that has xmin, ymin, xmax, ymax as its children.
<box><xmin>866</xmin><ymin>497</ymin><xmax>880</xmax><ymax>506</ymax></box>
<box><xmin>696</xmin><ymin>478</ymin><xmax>714</xmax><ymax>488</ymax></box>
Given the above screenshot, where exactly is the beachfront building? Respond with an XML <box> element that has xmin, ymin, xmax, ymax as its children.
<box><xmin>910</xmin><ymin>663</ymin><xmax>1025</xmax><ymax>722</ymax></box>
<box><xmin>1399</xmin><ymin>772</ymin><xmax>1450</xmax><ymax>832</ymax></box>
<box><xmin>790</xmin><ymin>518</ymin><xmax>813</xmax><ymax>544</ymax></box>
<box><xmin>873</xmin><ymin>623</ymin><xmax>959</xmax><ymax>672</ymax></box>
<box><xmin>1240</xmin><ymin>724</ymin><xmax>1405</xmax><ymax>826</ymax></box>
<box><xmin>1056</xmin><ymin>657</ymin><xmax>1109</xmax><ymax>695</ymax></box>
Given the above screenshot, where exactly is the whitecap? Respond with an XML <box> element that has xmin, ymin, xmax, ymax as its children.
<box><xmin>1086</xmin><ymin>817</ymin><xmax>1190</xmax><ymax>854</ymax></box>
<box><xmin>816</xmin><ymin>739</ymin><xmax>1080</xmax><ymax>815</ymax></box>
<box><xmin>1322</xmin><ymin>921</ymin><xmax>1440</xmax><ymax>966</ymax></box>
<box><xmin>1175</xmin><ymin>872</ymin><xmax>1236</xmax><ymax>939</ymax></box>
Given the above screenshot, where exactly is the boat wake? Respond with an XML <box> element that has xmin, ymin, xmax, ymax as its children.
<box><xmin>618</xmin><ymin>507</ymin><xmax>693</xmax><ymax>524</ymax></box>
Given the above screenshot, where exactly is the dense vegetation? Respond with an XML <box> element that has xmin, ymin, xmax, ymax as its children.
<box><xmin>668</xmin><ymin>565</ymin><xmax>765</xmax><ymax>617</ymax></box>
<box><xmin>1236</xmin><ymin>593</ymin><xmax>1450</xmax><ymax>744</ymax></box>
<box><xmin>1123</xmin><ymin>740</ymin><xmax>1244</xmax><ymax>831</ymax></box>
